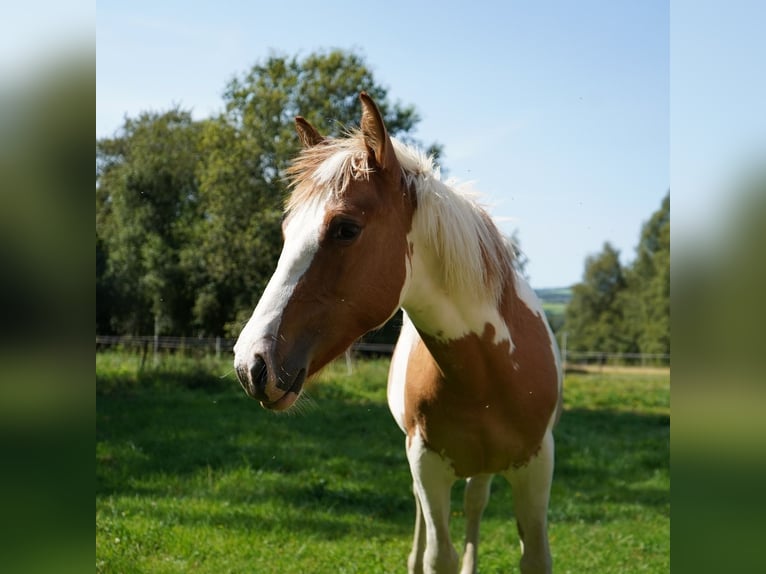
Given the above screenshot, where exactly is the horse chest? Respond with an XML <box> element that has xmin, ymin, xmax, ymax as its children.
<box><xmin>400</xmin><ymin>333</ymin><xmax>558</xmax><ymax>477</ymax></box>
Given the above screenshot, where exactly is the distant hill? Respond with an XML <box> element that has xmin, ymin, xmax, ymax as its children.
<box><xmin>535</xmin><ymin>287</ymin><xmax>572</xmax><ymax>332</ymax></box>
<box><xmin>535</xmin><ymin>287</ymin><xmax>573</xmax><ymax>304</ymax></box>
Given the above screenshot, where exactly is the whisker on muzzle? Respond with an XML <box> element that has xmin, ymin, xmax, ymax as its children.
<box><xmin>218</xmin><ymin>367</ymin><xmax>236</xmax><ymax>380</ymax></box>
<box><xmin>275</xmin><ymin>389</ymin><xmax>317</xmax><ymax>417</ymax></box>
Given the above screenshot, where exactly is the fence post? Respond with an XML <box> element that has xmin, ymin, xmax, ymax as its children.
<box><xmin>140</xmin><ymin>340</ymin><xmax>149</xmax><ymax>370</ymax></box>
<box><xmin>153</xmin><ymin>316</ymin><xmax>160</xmax><ymax>366</ymax></box>
<box><xmin>345</xmin><ymin>348</ymin><xmax>353</xmax><ymax>375</ymax></box>
<box><xmin>560</xmin><ymin>331</ymin><xmax>568</xmax><ymax>369</ymax></box>
<box><xmin>215</xmin><ymin>336</ymin><xmax>221</xmax><ymax>359</ymax></box>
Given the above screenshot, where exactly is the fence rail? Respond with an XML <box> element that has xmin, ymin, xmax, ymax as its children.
<box><xmin>95</xmin><ymin>335</ymin><xmax>394</xmax><ymax>358</ymax></box>
<box><xmin>96</xmin><ymin>335</ymin><xmax>668</xmax><ymax>366</ymax></box>
<box><xmin>565</xmin><ymin>350</ymin><xmax>670</xmax><ymax>367</ymax></box>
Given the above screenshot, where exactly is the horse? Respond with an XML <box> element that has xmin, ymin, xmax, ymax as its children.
<box><xmin>234</xmin><ymin>92</ymin><xmax>562</xmax><ymax>574</ymax></box>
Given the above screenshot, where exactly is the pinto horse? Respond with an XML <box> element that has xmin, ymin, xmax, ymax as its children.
<box><xmin>234</xmin><ymin>93</ymin><xmax>562</xmax><ymax>574</ymax></box>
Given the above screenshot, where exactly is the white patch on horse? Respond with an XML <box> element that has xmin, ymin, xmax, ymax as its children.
<box><xmin>387</xmin><ymin>313</ymin><xmax>419</xmax><ymax>433</ymax></box>
<box><xmin>514</xmin><ymin>271</ymin><xmax>546</xmax><ymax>319</ymax></box>
<box><xmin>233</xmin><ymin>199</ymin><xmax>326</xmax><ymax>358</ymax></box>
<box><xmin>401</xmin><ymin>229</ymin><xmax>512</xmax><ymax>346</ymax></box>
<box><xmin>406</xmin><ymin>427</ymin><xmax>460</xmax><ymax>573</ymax></box>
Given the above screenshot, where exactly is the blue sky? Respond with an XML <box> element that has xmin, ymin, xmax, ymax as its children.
<box><xmin>95</xmin><ymin>0</ymin><xmax>671</xmax><ymax>288</ymax></box>
<box><xmin>92</xmin><ymin>0</ymin><xmax>766</xmax><ymax>286</ymax></box>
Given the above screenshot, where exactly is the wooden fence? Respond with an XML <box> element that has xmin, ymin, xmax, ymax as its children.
<box><xmin>96</xmin><ymin>335</ymin><xmax>669</xmax><ymax>367</ymax></box>
<box><xmin>95</xmin><ymin>335</ymin><xmax>394</xmax><ymax>358</ymax></box>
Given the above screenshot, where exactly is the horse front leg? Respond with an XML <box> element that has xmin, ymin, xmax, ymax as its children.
<box><xmin>460</xmin><ymin>474</ymin><xmax>493</xmax><ymax>574</ymax></box>
<box><xmin>408</xmin><ymin>481</ymin><xmax>426</xmax><ymax>573</ymax></box>
<box><xmin>406</xmin><ymin>432</ymin><xmax>458</xmax><ymax>574</ymax></box>
<box><xmin>503</xmin><ymin>430</ymin><xmax>555</xmax><ymax>574</ymax></box>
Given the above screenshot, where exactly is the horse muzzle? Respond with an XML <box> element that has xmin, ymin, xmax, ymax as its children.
<box><xmin>234</xmin><ymin>341</ymin><xmax>307</xmax><ymax>411</ymax></box>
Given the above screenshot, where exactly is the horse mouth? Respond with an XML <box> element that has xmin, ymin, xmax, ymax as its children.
<box><xmin>260</xmin><ymin>368</ymin><xmax>306</xmax><ymax>411</ymax></box>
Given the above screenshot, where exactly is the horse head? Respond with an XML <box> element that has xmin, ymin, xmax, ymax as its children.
<box><xmin>234</xmin><ymin>93</ymin><xmax>414</xmax><ymax>410</ymax></box>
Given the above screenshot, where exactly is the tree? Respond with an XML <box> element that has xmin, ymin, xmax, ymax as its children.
<box><xmin>564</xmin><ymin>242</ymin><xmax>629</xmax><ymax>353</ymax></box>
<box><xmin>563</xmin><ymin>193</ymin><xmax>670</xmax><ymax>358</ymax></box>
<box><xmin>96</xmin><ymin>109</ymin><xmax>201</xmax><ymax>334</ymax></box>
<box><xmin>623</xmin><ymin>193</ymin><xmax>670</xmax><ymax>355</ymax></box>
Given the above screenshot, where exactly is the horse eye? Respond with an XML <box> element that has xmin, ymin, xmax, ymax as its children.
<box><xmin>331</xmin><ymin>220</ymin><xmax>362</xmax><ymax>242</ymax></box>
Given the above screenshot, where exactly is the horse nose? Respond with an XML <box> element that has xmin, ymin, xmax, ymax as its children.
<box><xmin>249</xmin><ymin>354</ymin><xmax>269</xmax><ymax>395</ymax></box>
<box><xmin>236</xmin><ymin>353</ymin><xmax>270</xmax><ymax>401</ymax></box>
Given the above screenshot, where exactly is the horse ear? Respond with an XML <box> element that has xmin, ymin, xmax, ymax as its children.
<box><xmin>360</xmin><ymin>92</ymin><xmax>398</xmax><ymax>172</ymax></box>
<box><xmin>295</xmin><ymin>116</ymin><xmax>325</xmax><ymax>148</ymax></box>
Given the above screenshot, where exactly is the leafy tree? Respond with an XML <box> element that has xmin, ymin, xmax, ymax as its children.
<box><xmin>96</xmin><ymin>109</ymin><xmax>201</xmax><ymax>334</ymax></box>
<box><xmin>622</xmin><ymin>193</ymin><xmax>670</xmax><ymax>354</ymax></box>
<box><xmin>564</xmin><ymin>193</ymin><xmax>670</xmax><ymax>358</ymax></box>
<box><xmin>564</xmin><ymin>242</ymin><xmax>629</xmax><ymax>353</ymax></box>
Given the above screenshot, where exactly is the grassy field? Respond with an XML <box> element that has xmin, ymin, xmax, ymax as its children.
<box><xmin>96</xmin><ymin>352</ymin><xmax>669</xmax><ymax>573</ymax></box>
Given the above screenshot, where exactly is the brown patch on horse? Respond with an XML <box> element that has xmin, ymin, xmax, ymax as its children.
<box><xmin>403</xmin><ymin>279</ymin><xmax>559</xmax><ymax>477</ymax></box>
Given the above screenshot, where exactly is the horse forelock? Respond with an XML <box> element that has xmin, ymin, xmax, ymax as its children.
<box><xmin>285</xmin><ymin>131</ymin><xmax>372</xmax><ymax>214</ymax></box>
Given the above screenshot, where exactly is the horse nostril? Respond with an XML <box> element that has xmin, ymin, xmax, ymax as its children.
<box><xmin>250</xmin><ymin>354</ymin><xmax>269</xmax><ymax>393</ymax></box>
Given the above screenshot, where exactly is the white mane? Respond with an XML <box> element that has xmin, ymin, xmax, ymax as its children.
<box><xmin>391</xmin><ymin>139</ymin><xmax>514</xmax><ymax>304</ymax></box>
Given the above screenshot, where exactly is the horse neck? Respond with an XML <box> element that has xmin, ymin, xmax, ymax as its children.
<box><xmin>400</xmin><ymin>206</ymin><xmax>513</xmax><ymax>346</ymax></box>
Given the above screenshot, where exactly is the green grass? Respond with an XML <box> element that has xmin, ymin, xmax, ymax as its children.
<box><xmin>96</xmin><ymin>352</ymin><xmax>669</xmax><ymax>573</ymax></box>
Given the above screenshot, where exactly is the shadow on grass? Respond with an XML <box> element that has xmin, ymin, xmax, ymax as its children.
<box><xmin>97</xmin><ymin>378</ymin><xmax>669</xmax><ymax>532</ymax></box>
<box><xmin>97</xmin><ymin>381</ymin><xmax>413</xmax><ymax>534</ymax></box>
<box><xmin>552</xmin><ymin>407</ymin><xmax>670</xmax><ymax>519</ymax></box>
